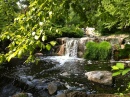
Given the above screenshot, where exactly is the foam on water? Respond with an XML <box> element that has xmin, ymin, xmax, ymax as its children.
<box><xmin>41</xmin><ymin>56</ymin><xmax>84</xmax><ymax>65</ymax></box>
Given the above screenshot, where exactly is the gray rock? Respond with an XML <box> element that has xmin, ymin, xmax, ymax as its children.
<box><xmin>19</xmin><ymin>76</ymin><xmax>28</xmax><ymax>83</ymax></box>
<box><xmin>85</xmin><ymin>71</ymin><xmax>112</xmax><ymax>85</ymax></box>
<box><xmin>48</xmin><ymin>82</ymin><xmax>57</xmax><ymax>95</ymax></box>
<box><xmin>26</xmin><ymin>76</ymin><xmax>33</xmax><ymax>81</ymax></box>
<box><xmin>31</xmin><ymin>79</ymin><xmax>41</xmax><ymax>86</ymax></box>
<box><xmin>26</xmin><ymin>80</ymin><xmax>33</xmax><ymax>87</ymax></box>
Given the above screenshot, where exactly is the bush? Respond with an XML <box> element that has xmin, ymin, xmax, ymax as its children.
<box><xmin>84</xmin><ymin>41</ymin><xmax>111</xmax><ymax>61</ymax></box>
<box><xmin>45</xmin><ymin>25</ymin><xmax>84</xmax><ymax>41</ymax></box>
<box><xmin>61</xmin><ymin>25</ymin><xmax>84</xmax><ymax>38</ymax></box>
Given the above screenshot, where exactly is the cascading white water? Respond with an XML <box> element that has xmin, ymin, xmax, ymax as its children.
<box><xmin>65</xmin><ymin>39</ymin><xmax>78</xmax><ymax>58</ymax></box>
<box><xmin>111</xmin><ymin>45</ymin><xmax>115</xmax><ymax>61</ymax></box>
<box><xmin>41</xmin><ymin>38</ymin><xmax>84</xmax><ymax>65</ymax></box>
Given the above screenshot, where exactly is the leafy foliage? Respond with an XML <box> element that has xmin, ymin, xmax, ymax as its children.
<box><xmin>0</xmin><ymin>0</ymin><xmax>84</xmax><ymax>64</ymax></box>
<box><xmin>61</xmin><ymin>25</ymin><xmax>84</xmax><ymax>38</ymax></box>
<box><xmin>95</xmin><ymin>0</ymin><xmax>130</xmax><ymax>33</ymax></box>
<box><xmin>0</xmin><ymin>0</ymin><xmax>19</xmax><ymax>32</ymax></box>
<box><xmin>0</xmin><ymin>0</ymin><xmax>66</xmax><ymax>63</ymax></box>
<box><xmin>84</xmin><ymin>41</ymin><xmax>111</xmax><ymax>60</ymax></box>
<box><xmin>68</xmin><ymin>0</ymin><xmax>130</xmax><ymax>34</ymax></box>
<box><xmin>112</xmin><ymin>63</ymin><xmax>130</xmax><ymax>76</ymax></box>
<box><xmin>111</xmin><ymin>63</ymin><xmax>130</xmax><ymax>93</ymax></box>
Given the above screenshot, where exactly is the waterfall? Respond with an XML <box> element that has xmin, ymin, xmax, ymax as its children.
<box><xmin>41</xmin><ymin>38</ymin><xmax>84</xmax><ymax>66</ymax></box>
<box><xmin>111</xmin><ymin>45</ymin><xmax>115</xmax><ymax>61</ymax></box>
<box><xmin>65</xmin><ymin>39</ymin><xmax>78</xmax><ymax>58</ymax></box>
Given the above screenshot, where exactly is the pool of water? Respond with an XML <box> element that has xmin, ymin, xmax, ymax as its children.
<box><xmin>0</xmin><ymin>57</ymin><xmax>129</xmax><ymax>97</ymax></box>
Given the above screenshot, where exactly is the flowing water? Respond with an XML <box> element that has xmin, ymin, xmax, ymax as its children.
<box><xmin>65</xmin><ymin>39</ymin><xmax>78</xmax><ymax>57</ymax></box>
<box><xmin>0</xmin><ymin>38</ymin><xmax>130</xmax><ymax>97</ymax></box>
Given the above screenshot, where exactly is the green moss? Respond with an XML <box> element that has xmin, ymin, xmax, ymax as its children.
<box><xmin>84</xmin><ymin>41</ymin><xmax>111</xmax><ymax>61</ymax></box>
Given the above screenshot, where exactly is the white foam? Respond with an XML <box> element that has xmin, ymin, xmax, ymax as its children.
<box><xmin>41</xmin><ymin>56</ymin><xmax>84</xmax><ymax>65</ymax></box>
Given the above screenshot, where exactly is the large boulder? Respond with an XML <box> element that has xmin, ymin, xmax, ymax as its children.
<box><xmin>85</xmin><ymin>71</ymin><xmax>112</xmax><ymax>85</ymax></box>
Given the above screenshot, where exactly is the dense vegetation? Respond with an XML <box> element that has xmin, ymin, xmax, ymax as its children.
<box><xmin>118</xmin><ymin>44</ymin><xmax>130</xmax><ymax>59</ymax></box>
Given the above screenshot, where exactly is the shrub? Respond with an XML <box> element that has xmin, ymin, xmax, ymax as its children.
<box><xmin>61</xmin><ymin>25</ymin><xmax>84</xmax><ymax>38</ymax></box>
<box><xmin>45</xmin><ymin>25</ymin><xmax>84</xmax><ymax>41</ymax></box>
<box><xmin>84</xmin><ymin>41</ymin><xmax>111</xmax><ymax>61</ymax></box>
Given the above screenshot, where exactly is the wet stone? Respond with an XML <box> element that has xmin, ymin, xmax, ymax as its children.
<box><xmin>48</xmin><ymin>82</ymin><xmax>58</xmax><ymax>95</ymax></box>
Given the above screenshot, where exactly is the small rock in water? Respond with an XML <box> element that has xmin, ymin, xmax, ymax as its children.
<box><xmin>48</xmin><ymin>82</ymin><xmax>57</xmax><ymax>95</ymax></box>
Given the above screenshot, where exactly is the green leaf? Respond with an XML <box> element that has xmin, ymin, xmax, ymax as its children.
<box><xmin>111</xmin><ymin>66</ymin><xmax>119</xmax><ymax>70</ymax></box>
<box><xmin>7</xmin><ymin>52</ymin><xmax>17</xmax><ymax>62</ymax></box>
<box><xmin>42</xmin><ymin>44</ymin><xmax>45</xmax><ymax>49</ymax></box>
<box><xmin>42</xmin><ymin>35</ymin><xmax>47</xmax><ymax>41</ymax></box>
<box><xmin>50</xmin><ymin>41</ymin><xmax>56</xmax><ymax>46</ymax></box>
<box><xmin>18</xmin><ymin>49</ymin><xmax>23</xmax><ymax>58</ymax></box>
<box><xmin>112</xmin><ymin>71</ymin><xmax>121</xmax><ymax>76</ymax></box>
<box><xmin>116</xmin><ymin>63</ymin><xmax>124</xmax><ymax>69</ymax></box>
<box><xmin>122</xmin><ymin>68</ymin><xmax>130</xmax><ymax>75</ymax></box>
<box><xmin>46</xmin><ymin>44</ymin><xmax>51</xmax><ymax>51</ymax></box>
<box><xmin>0</xmin><ymin>54</ymin><xmax>5</xmax><ymax>64</ymax></box>
<box><xmin>38</xmin><ymin>12</ymin><xmax>42</xmax><ymax>16</ymax></box>
<box><xmin>36</xmin><ymin>41</ymin><xmax>41</xmax><ymax>46</ymax></box>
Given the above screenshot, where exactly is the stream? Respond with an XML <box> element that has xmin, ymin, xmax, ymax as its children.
<box><xmin>0</xmin><ymin>57</ymin><xmax>129</xmax><ymax>97</ymax></box>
